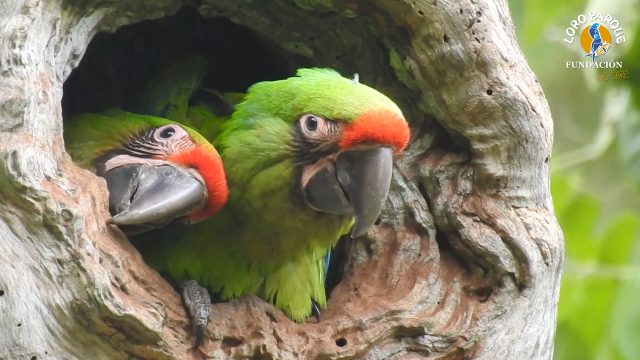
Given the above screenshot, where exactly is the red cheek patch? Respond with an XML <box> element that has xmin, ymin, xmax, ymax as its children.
<box><xmin>169</xmin><ymin>145</ymin><xmax>228</xmax><ymax>222</ymax></box>
<box><xmin>339</xmin><ymin>110</ymin><xmax>410</xmax><ymax>153</ymax></box>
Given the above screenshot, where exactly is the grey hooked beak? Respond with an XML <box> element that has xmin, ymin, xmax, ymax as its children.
<box><xmin>304</xmin><ymin>147</ymin><xmax>393</xmax><ymax>238</ymax></box>
<box><xmin>104</xmin><ymin>163</ymin><xmax>206</xmax><ymax>235</ymax></box>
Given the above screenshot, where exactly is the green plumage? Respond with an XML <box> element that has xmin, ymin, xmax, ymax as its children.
<box><xmin>137</xmin><ymin>68</ymin><xmax>403</xmax><ymax>320</ymax></box>
<box><xmin>127</xmin><ymin>54</ymin><xmax>208</xmax><ymax>121</ymax></box>
<box><xmin>128</xmin><ymin>54</ymin><xmax>238</xmax><ymax>141</ymax></box>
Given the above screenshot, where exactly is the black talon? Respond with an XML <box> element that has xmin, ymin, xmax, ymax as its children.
<box><xmin>311</xmin><ymin>300</ymin><xmax>321</xmax><ymax>322</ymax></box>
<box><xmin>180</xmin><ymin>280</ymin><xmax>211</xmax><ymax>348</ymax></box>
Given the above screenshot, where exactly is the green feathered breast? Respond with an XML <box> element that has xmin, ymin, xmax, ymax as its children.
<box><xmin>139</xmin><ymin>68</ymin><xmax>402</xmax><ymax>320</ymax></box>
<box><xmin>141</xmin><ymin>114</ymin><xmax>352</xmax><ymax>319</ymax></box>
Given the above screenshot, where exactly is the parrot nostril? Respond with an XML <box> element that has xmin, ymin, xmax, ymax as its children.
<box><xmin>129</xmin><ymin>181</ymin><xmax>139</xmax><ymax>205</ymax></box>
<box><xmin>335</xmin><ymin>337</ymin><xmax>347</xmax><ymax>347</ymax></box>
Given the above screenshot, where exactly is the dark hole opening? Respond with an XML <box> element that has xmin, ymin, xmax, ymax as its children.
<box><xmin>335</xmin><ymin>337</ymin><xmax>347</xmax><ymax>347</ymax></box>
<box><xmin>62</xmin><ymin>7</ymin><xmax>300</xmax><ymax>117</ymax></box>
<box><xmin>0</xmin><ymin>289</ymin><xmax>4</xmax><ymax>296</ymax></box>
<box><xmin>325</xmin><ymin>235</ymin><xmax>351</xmax><ymax>296</ymax></box>
<box><xmin>221</xmin><ymin>336</ymin><xmax>243</xmax><ymax>348</ymax></box>
<box><xmin>62</xmin><ymin>5</ymin><xmax>364</xmax><ymax>309</ymax></box>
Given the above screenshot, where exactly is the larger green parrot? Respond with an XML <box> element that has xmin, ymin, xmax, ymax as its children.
<box><xmin>65</xmin><ymin>109</ymin><xmax>228</xmax><ymax>235</ymax></box>
<box><xmin>138</xmin><ymin>68</ymin><xmax>411</xmax><ymax>330</ymax></box>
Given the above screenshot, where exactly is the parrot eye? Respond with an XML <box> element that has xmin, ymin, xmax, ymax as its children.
<box><xmin>304</xmin><ymin>116</ymin><xmax>319</xmax><ymax>132</ymax></box>
<box><xmin>159</xmin><ymin>127</ymin><xmax>176</xmax><ymax>138</ymax></box>
<box><xmin>144</xmin><ymin>124</ymin><xmax>192</xmax><ymax>155</ymax></box>
<box><xmin>297</xmin><ymin>114</ymin><xmax>341</xmax><ymax>145</ymax></box>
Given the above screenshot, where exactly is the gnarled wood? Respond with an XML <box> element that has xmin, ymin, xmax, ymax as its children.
<box><xmin>0</xmin><ymin>0</ymin><xmax>563</xmax><ymax>359</ymax></box>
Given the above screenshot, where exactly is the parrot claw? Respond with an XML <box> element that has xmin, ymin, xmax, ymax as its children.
<box><xmin>311</xmin><ymin>300</ymin><xmax>321</xmax><ymax>322</ymax></box>
<box><xmin>180</xmin><ymin>280</ymin><xmax>211</xmax><ymax>348</ymax></box>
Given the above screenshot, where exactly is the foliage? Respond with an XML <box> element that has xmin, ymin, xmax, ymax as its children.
<box><xmin>510</xmin><ymin>0</ymin><xmax>640</xmax><ymax>358</ymax></box>
<box><xmin>553</xmin><ymin>174</ymin><xmax>640</xmax><ymax>360</ymax></box>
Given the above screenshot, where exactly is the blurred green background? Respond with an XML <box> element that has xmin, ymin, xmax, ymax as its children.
<box><xmin>509</xmin><ymin>0</ymin><xmax>640</xmax><ymax>358</ymax></box>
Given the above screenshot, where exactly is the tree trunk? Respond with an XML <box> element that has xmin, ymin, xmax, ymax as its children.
<box><xmin>0</xmin><ymin>0</ymin><xmax>563</xmax><ymax>359</ymax></box>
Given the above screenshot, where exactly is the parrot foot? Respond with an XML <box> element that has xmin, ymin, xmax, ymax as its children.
<box><xmin>311</xmin><ymin>300</ymin><xmax>321</xmax><ymax>322</ymax></box>
<box><xmin>180</xmin><ymin>280</ymin><xmax>211</xmax><ymax>348</ymax></box>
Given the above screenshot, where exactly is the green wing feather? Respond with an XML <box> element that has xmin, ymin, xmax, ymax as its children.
<box><xmin>127</xmin><ymin>54</ymin><xmax>208</xmax><ymax>121</ymax></box>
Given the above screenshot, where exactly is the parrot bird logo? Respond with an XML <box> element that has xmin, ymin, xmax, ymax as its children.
<box><xmin>581</xmin><ymin>23</ymin><xmax>612</xmax><ymax>62</ymax></box>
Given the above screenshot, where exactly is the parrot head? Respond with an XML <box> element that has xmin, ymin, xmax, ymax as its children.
<box><xmin>221</xmin><ymin>68</ymin><xmax>410</xmax><ymax>237</ymax></box>
<box><xmin>66</xmin><ymin>110</ymin><xmax>228</xmax><ymax>235</ymax></box>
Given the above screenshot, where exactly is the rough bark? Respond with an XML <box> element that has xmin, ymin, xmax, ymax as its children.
<box><xmin>0</xmin><ymin>1</ymin><xmax>563</xmax><ymax>359</ymax></box>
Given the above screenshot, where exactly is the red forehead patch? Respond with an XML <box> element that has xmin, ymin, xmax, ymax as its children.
<box><xmin>339</xmin><ymin>110</ymin><xmax>410</xmax><ymax>153</ymax></box>
<box><xmin>168</xmin><ymin>145</ymin><xmax>228</xmax><ymax>222</ymax></box>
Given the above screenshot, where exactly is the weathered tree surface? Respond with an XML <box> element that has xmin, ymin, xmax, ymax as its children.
<box><xmin>0</xmin><ymin>0</ymin><xmax>563</xmax><ymax>359</ymax></box>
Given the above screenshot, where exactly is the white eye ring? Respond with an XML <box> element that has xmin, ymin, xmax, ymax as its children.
<box><xmin>154</xmin><ymin>124</ymin><xmax>187</xmax><ymax>143</ymax></box>
<box><xmin>298</xmin><ymin>114</ymin><xmax>342</xmax><ymax>146</ymax></box>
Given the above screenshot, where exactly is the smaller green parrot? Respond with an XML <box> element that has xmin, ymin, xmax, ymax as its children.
<box><xmin>64</xmin><ymin>109</ymin><xmax>228</xmax><ymax>234</ymax></box>
<box><xmin>127</xmin><ymin>54</ymin><xmax>208</xmax><ymax>121</ymax></box>
<box><xmin>126</xmin><ymin>54</ymin><xmax>236</xmax><ymax>141</ymax></box>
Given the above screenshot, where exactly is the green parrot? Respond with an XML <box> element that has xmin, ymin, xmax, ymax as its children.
<box><xmin>127</xmin><ymin>54</ymin><xmax>208</xmax><ymax>123</ymax></box>
<box><xmin>136</xmin><ymin>68</ymin><xmax>411</xmax><ymax>332</ymax></box>
<box><xmin>64</xmin><ymin>109</ymin><xmax>228</xmax><ymax>235</ymax></box>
